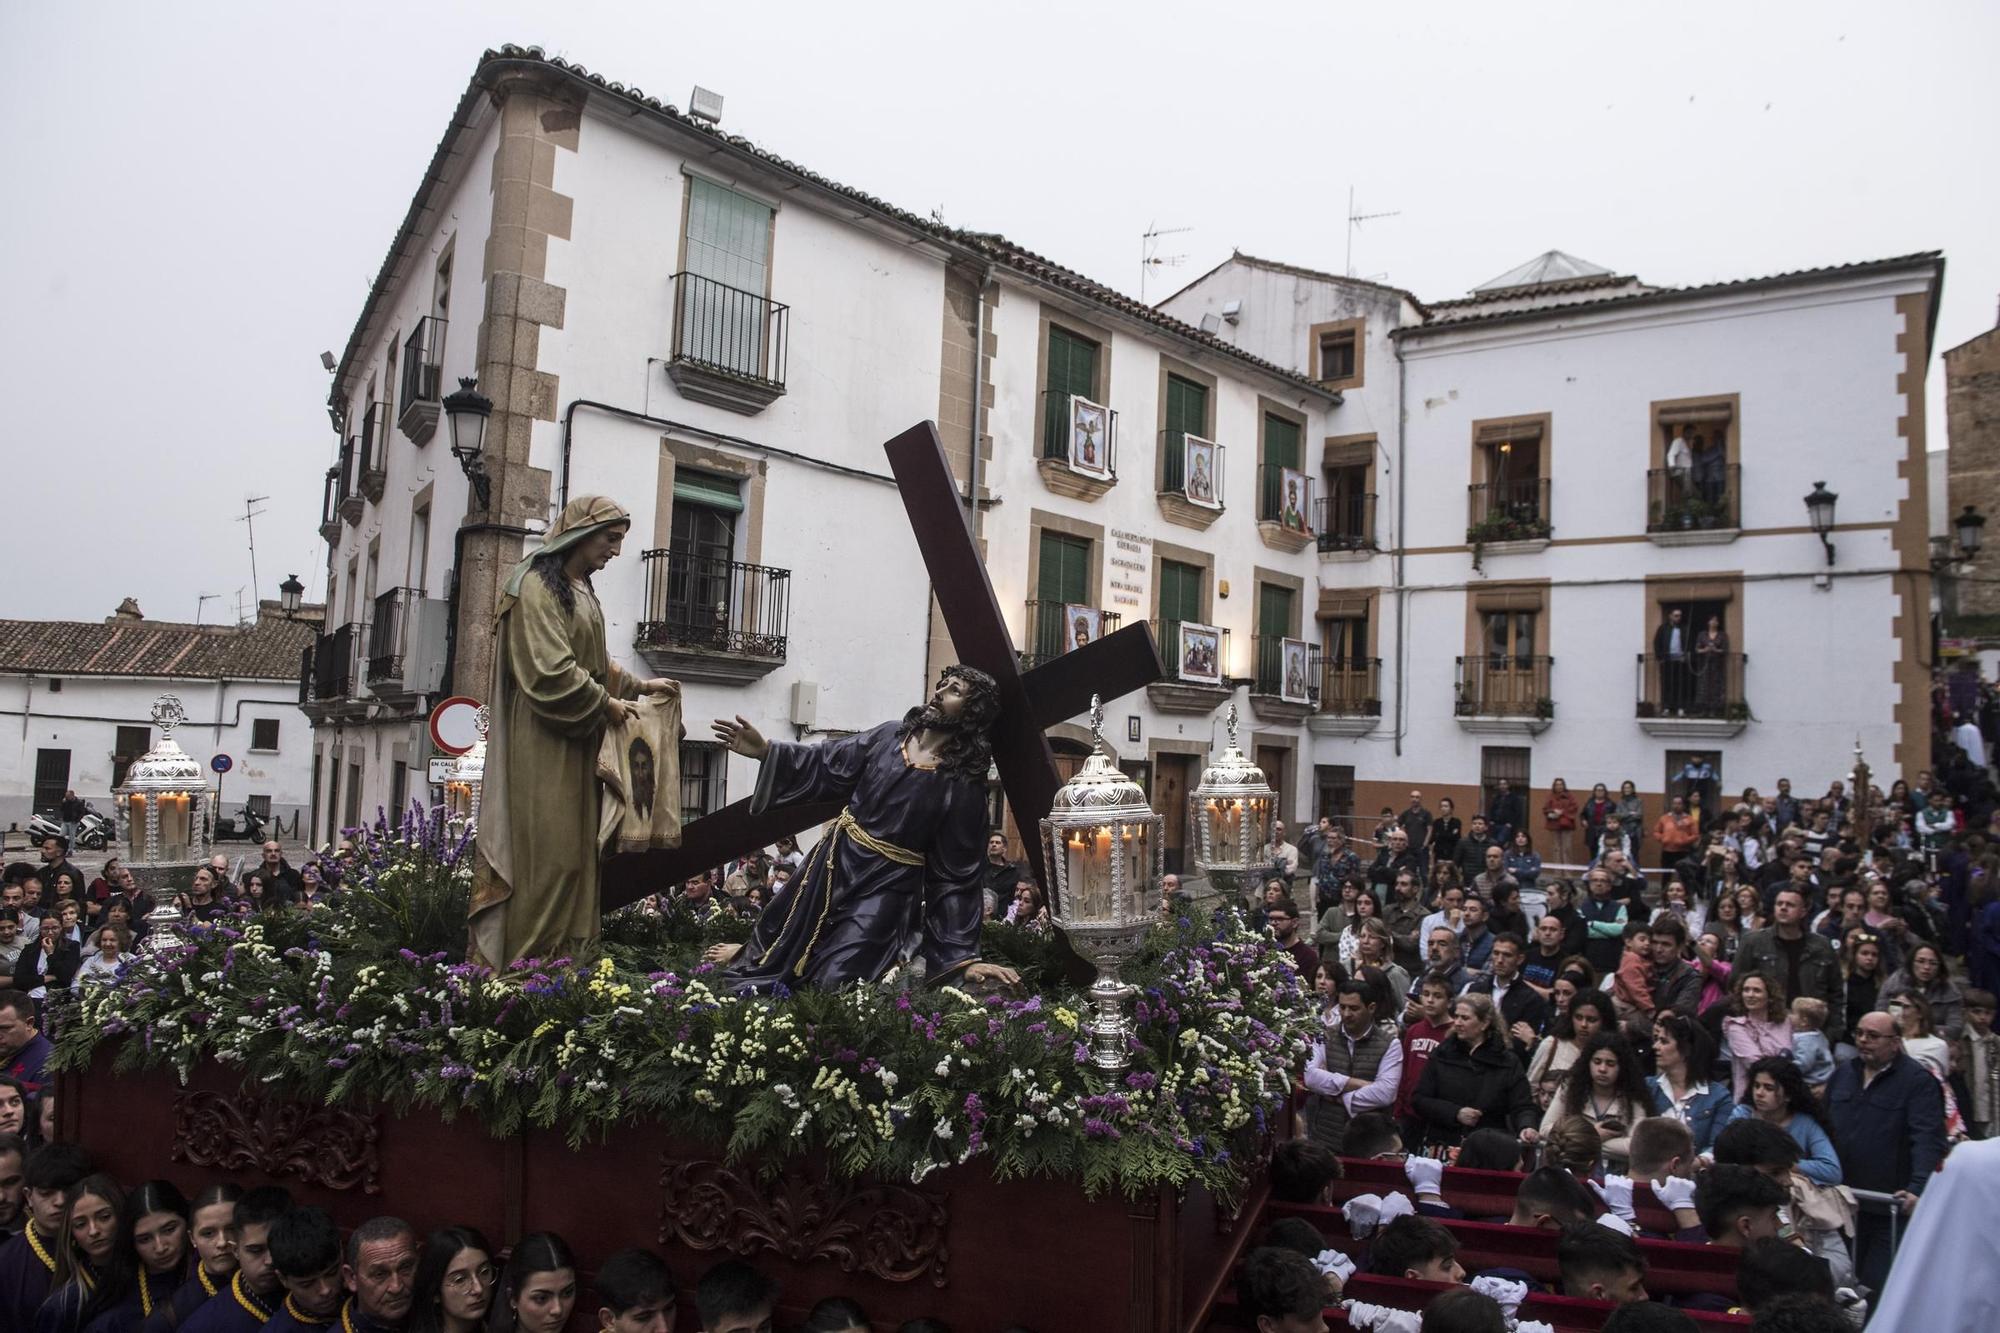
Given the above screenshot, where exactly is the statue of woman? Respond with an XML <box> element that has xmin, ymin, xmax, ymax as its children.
<box><xmin>469</xmin><ymin>496</ymin><xmax>676</xmax><ymax>968</ymax></box>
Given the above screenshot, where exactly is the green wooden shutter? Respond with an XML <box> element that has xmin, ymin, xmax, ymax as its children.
<box><xmin>1256</xmin><ymin>583</ymin><xmax>1295</xmax><ymax>692</ymax></box>
<box><xmin>1157</xmin><ymin>559</ymin><xmax>1204</xmax><ymax>654</ymax></box>
<box><xmin>1043</xmin><ymin>327</ymin><xmax>1099</xmax><ymax>459</ymax></box>
<box><xmin>1035</xmin><ymin>532</ymin><xmax>1091</xmax><ymax>658</ymax></box>
<box><xmin>1262</xmin><ymin>413</ymin><xmax>1301</xmax><ymax>518</ymax></box>
<box><xmin>1163</xmin><ymin>375</ymin><xmax>1207</xmax><ymax>491</ymax></box>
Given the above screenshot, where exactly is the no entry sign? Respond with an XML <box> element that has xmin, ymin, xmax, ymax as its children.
<box><xmin>428</xmin><ymin>696</ymin><xmax>484</xmax><ymax>756</ymax></box>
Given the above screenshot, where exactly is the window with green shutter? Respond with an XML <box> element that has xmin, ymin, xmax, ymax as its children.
<box><xmin>1034</xmin><ymin>531</ymin><xmax>1091</xmax><ymax>658</ymax></box>
<box><xmin>1261</xmin><ymin>413</ymin><xmax>1301</xmax><ymax>519</ymax></box>
<box><xmin>1161</xmin><ymin>374</ymin><xmax>1208</xmax><ymax>491</ymax></box>
<box><xmin>1157</xmin><ymin>559</ymin><xmax>1204</xmax><ymax>642</ymax></box>
<box><xmin>1043</xmin><ymin>327</ymin><xmax>1099</xmax><ymax>459</ymax></box>
<box><xmin>1256</xmin><ymin>583</ymin><xmax>1295</xmax><ymax>692</ymax></box>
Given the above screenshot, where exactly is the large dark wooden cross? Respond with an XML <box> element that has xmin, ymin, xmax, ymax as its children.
<box><xmin>601</xmin><ymin>421</ymin><xmax>1165</xmax><ymax>908</ymax></box>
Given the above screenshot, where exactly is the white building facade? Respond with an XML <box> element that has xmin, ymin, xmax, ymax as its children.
<box><xmin>309</xmin><ymin>45</ymin><xmax>1335</xmax><ymax>869</ymax></box>
<box><xmin>1163</xmin><ymin>251</ymin><xmax>1942</xmax><ymax>850</ymax></box>
<box><xmin>0</xmin><ymin>601</ymin><xmax>318</xmax><ymax>832</ymax></box>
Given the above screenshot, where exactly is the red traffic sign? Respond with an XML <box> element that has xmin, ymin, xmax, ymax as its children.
<box><xmin>428</xmin><ymin>696</ymin><xmax>484</xmax><ymax>756</ymax></box>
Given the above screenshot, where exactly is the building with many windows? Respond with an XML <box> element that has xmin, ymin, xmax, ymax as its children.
<box><xmin>1162</xmin><ymin>248</ymin><xmax>1943</xmax><ymax>845</ymax></box>
<box><xmin>309</xmin><ymin>44</ymin><xmax>1941</xmax><ymax>871</ymax></box>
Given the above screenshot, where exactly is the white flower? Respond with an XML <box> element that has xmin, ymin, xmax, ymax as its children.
<box><xmin>876</xmin><ymin>1069</ymin><xmax>898</xmax><ymax>1089</ymax></box>
<box><xmin>935</xmin><ymin>1059</ymin><xmax>952</xmax><ymax>1076</ymax></box>
<box><xmin>934</xmin><ymin>1119</ymin><xmax>953</xmax><ymax>1139</ymax></box>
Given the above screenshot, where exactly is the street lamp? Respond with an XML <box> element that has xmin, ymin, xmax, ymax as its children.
<box><xmin>443</xmin><ymin>376</ymin><xmax>494</xmax><ymax>508</ymax></box>
<box><xmin>1954</xmin><ymin>505</ymin><xmax>1986</xmax><ymax>559</ymax></box>
<box><xmin>278</xmin><ymin>573</ymin><xmax>304</xmax><ymax>618</ymax></box>
<box><xmin>1803</xmin><ymin>481</ymin><xmax>1838</xmax><ymax>566</ymax></box>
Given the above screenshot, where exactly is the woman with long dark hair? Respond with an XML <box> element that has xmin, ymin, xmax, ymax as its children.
<box><xmin>35</xmin><ymin>1175</ymin><xmax>125</xmax><ymax>1333</ymax></box>
<box><xmin>1527</xmin><ymin>986</ymin><xmax>1612</xmax><ymax>1108</ymax></box>
<box><xmin>492</xmin><ymin>1233</ymin><xmax>576</xmax><ymax>1333</ymax></box>
<box><xmin>76</xmin><ymin>1180</ymin><xmax>189</xmax><ymax>1333</ymax></box>
<box><xmin>1648</xmin><ymin>1013</ymin><xmax>1733</xmax><ymax>1153</ymax></box>
<box><xmin>407</xmin><ymin>1227</ymin><xmax>496</xmax><ymax>1333</ymax></box>
<box><xmin>1739</xmin><ymin>1056</ymin><xmax>1842</xmax><ymax>1184</ymax></box>
<box><xmin>1539</xmin><ymin>1032</ymin><xmax>1652</xmax><ymax>1168</ymax></box>
<box><xmin>148</xmin><ymin>1183</ymin><xmax>240</xmax><ymax>1331</ymax></box>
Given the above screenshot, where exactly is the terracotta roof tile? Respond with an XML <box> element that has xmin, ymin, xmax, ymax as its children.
<box><xmin>0</xmin><ymin>616</ymin><xmax>315</xmax><ymax>682</ymax></box>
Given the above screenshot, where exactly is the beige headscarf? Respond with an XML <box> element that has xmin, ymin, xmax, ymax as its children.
<box><xmin>496</xmin><ymin>495</ymin><xmax>631</xmax><ymax>620</ymax></box>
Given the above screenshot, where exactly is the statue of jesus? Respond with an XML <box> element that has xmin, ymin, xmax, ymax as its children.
<box><xmin>703</xmin><ymin>665</ymin><xmax>1022</xmax><ymax>992</ymax></box>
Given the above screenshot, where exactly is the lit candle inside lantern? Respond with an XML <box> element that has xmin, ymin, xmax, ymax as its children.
<box><xmin>1066</xmin><ymin>826</ymin><xmax>1114</xmax><ymax>920</ymax></box>
<box><xmin>160</xmin><ymin>791</ymin><xmax>191</xmax><ymax>858</ymax></box>
<box><xmin>127</xmin><ymin>794</ymin><xmax>148</xmax><ymax>859</ymax></box>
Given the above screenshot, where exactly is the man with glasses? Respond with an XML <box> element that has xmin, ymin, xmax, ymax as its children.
<box><xmin>1826</xmin><ymin>1010</ymin><xmax>1946</xmax><ymax>1297</ymax></box>
<box><xmin>1266</xmin><ymin>898</ymin><xmax>1318</xmax><ymax>979</ymax></box>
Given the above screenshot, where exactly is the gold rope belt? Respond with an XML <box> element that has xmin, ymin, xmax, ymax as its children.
<box><xmin>786</xmin><ymin>807</ymin><xmax>924</xmax><ymax>977</ymax></box>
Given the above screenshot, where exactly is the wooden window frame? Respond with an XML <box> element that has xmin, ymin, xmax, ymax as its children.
<box><xmin>1309</xmin><ymin>317</ymin><xmax>1365</xmax><ymax>390</ymax></box>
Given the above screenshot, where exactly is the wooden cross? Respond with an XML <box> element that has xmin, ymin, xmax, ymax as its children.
<box><xmin>600</xmin><ymin>421</ymin><xmax>1165</xmax><ymax>909</ymax></box>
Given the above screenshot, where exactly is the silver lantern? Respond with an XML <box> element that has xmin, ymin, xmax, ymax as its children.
<box><xmin>1040</xmin><ymin>696</ymin><xmax>1162</xmax><ymax>1071</ymax></box>
<box><xmin>114</xmin><ymin>696</ymin><xmax>213</xmax><ymax>943</ymax></box>
<box><xmin>1187</xmin><ymin>702</ymin><xmax>1275</xmax><ymax>909</ymax></box>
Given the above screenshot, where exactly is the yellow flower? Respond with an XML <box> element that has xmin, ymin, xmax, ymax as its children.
<box><xmin>1051</xmin><ymin>1008</ymin><xmax>1079</xmax><ymax>1031</ymax></box>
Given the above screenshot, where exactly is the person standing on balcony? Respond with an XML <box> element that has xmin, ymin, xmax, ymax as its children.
<box><xmin>468</xmin><ymin>496</ymin><xmax>681</xmax><ymax>970</ymax></box>
<box><xmin>1693</xmin><ymin>615</ymin><xmax>1731</xmax><ymax>717</ymax></box>
<box><xmin>1691</xmin><ymin>429</ymin><xmax>1727</xmax><ymax>507</ymax></box>
<box><xmin>1665</xmin><ymin>429</ymin><xmax>1693</xmax><ymax>507</ymax></box>
<box><xmin>1654</xmin><ymin>608</ymin><xmax>1691</xmax><ymax>717</ymax></box>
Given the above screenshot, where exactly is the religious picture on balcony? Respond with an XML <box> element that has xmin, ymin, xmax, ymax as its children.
<box><xmin>1184</xmin><ymin>436</ymin><xmax>1219</xmax><ymax>507</ymax></box>
<box><xmin>1280</xmin><ymin>468</ymin><xmax>1310</xmax><ymax>532</ymax></box>
<box><xmin>1279</xmin><ymin>637</ymin><xmax>1311</xmax><ymax>705</ymax></box>
<box><xmin>1069</xmin><ymin>395</ymin><xmax>1111</xmax><ymax>477</ymax></box>
<box><xmin>1063</xmin><ymin>604</ymin><xmax>1102</xmax><ymax>653</ymax></box>
<box><xmin>1177</xmin><ymin>622</ymin><xmax>1222</xmax><ymax>686</ymax></box>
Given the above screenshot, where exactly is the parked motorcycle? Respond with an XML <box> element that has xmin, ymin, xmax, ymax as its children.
<box><xmin>26</xmin><ymin>802</ymin><xmax>116</xmax><ymax>850</ymax></box>
<box><xmin>212</xmin><ymin>804</ymin><xmax>268</xmax><ymax>843</ymax></box>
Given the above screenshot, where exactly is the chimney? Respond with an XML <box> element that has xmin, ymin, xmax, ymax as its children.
<box><xmin>110</xmin><ymin>597</ymin><xmax>144</xmax><ymax>621</ymax></box>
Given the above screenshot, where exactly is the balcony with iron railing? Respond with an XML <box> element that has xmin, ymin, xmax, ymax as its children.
<box><xmin>1308</xmin><ymin>653</ymin><xmax>1380</xmax><ymax>735</ymax></box>
<box><xmin>1156</xmin><ymin>429</ymin><xmax>1224</xmax><ymax>529</ymax></box>
<box><xmin>399</xmin><ymin>316</ymin><xmax>446</xmax><ymax>444</ymax></box>
<box><xmin>1315</xmin><ymin>492</ymin><xmax>1377</xmax><ymax>554</ymax></box>
<box><xmin>1255</xmin><ymin>462</ymin><xmax>1315</xmax><ymax>552</ymax></box>
<box><xmin>337</xmin><ymin>438</ymin><xmax>363</xmax><ymax>525</ymax></box>
<box><xmin>636</xmin><ymin>550</ymin><xmax>790</xmax><ymax>683</ymax></box>
<box><xmin>309</xmin><ymin>623</ymin><xmax>367</xmax><ymax>712</ymax></box>
<box><xmin>1249</xmin><ymin>632</ymin><xmax>1315</xmax><ymax>724</ymax></box>
<box><xmin>1019</xmin><ymin>600</ymin><xmax>1122</xmax><ymax>670</ymax></box>
<box><xmin>1646</xmin><ymin>465</ymin><xmax>1741</xmax><ymax>544</ymax></box>
<box><xmin>665</xmin><ymin>272</ymin><xmax>790</xmax><ymax>415</ymax></box>
<box><xmin>1467</xmin><ymin>477</ymin><xmax>1551</xmax><ymax>549</ymax></box>
<box><xmin>1636</xmin><ymin>651</ymin><xmax>1750</xmax><ymax>737</ymax></box>
<box><xmin>1454</xmin><ymin>654</ymin><xmax>1554</xmax><ymax>734</ymax></box>
<box><xmin>318</xmin><ymin>466</ymin><xmax>343</xmax><ymax>542</ymax></box>
<box><xmin>1035</xmin><ymin>390</ymin><xmax>1118</xmax><ymax>501</ymax></box>
<box><xmin>1145</xmin><ymin>618</ymin><xmax>1231</xmax><ymax>713</ymax></box>
<box><xmin>367</xmin><ymin>588</ymin><xmax>449</xmax><ymax>702</ymax></box>
<box><xmin>358</xmin><ymin>401</ymin><xmax>390</xmax><ymax>502</ymax></box>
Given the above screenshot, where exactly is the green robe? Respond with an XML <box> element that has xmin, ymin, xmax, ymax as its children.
<box><xmin>469</xmin><ymin>571</ymin><xmax>637</xmax><ymax>968</ymax></box>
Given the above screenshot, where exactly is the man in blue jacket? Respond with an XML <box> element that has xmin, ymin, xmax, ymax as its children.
<box><xmin>1825</xmin><ymin>1010</ymin><xmax>1946</xmax><ymax>1298</ymax></box>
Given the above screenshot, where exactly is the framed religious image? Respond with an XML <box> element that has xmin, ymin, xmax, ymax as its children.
<box><xmin>1069</xmin><ymin>395</ymin><xmax>1112</xmax><ymax>477</ymax></box>
<box><xmin>1177</xmin><ymin>621</ymin><xmax>1223</xmax><ymax>686</ymax></box>
<box><xmin>1126</xmin><ymin>715</ymin><xmax>1141</xmax><ymax>743</ymax></box>
<box><xmin>1279</xmin><ymin>637</ymin><xmax>1311</xmax><ymax>704</ymax></box>
<box><xmin>1062</xmin><ymin>603</ymin><xmax>1102</xmax><ymax>653</ymax></box>
<box><xmin>1280</xmin><ymin>467</ymin><xmax>1310</xmax><ymax>532</ymax></box>
<box><xmin>1183</xmin><ymin>435</ymin><xmax>1219</xmax><ymax>507</ymax></box>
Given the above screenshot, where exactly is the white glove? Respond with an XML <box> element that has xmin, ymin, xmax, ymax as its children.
<box><xmin>1341</xmin><ymin>1190</ymin><xmax>1416</xmax><ymax>1237</ymax></box>
<box><xmin>1314</xmin><ymin>1248</ymin><xmax>1358</xmax><ymax>1284</ymax></box>
<box><xmin>1342</xmin><ymin>1302</ymin><xmax>1424</xmax><ymax>1333</ymax></box>
<box><xmin>1404</xmin><ymin>1155</ymin><xmax>1446</xmax><ymax>1197</ymax></box>
<box><xmin>1594</xmin><ymin>1174</ymin><xmax>1637</xmax><ymax>1223</ymax></box>
<box><xmin>1515</xmin><ymin>1323</ymin><xmax>1558</xmax><ymax>1333</ymax></box>
<box><xmin>1595</xmin><ymin>1211</ymin><xmax>1635</xmax><ymax>1236</ymax></box>
<box><xmin>1653</xmin><ymin>1175</ymin><xmax>1698</xmax><ymax>1212</ymax></box>
<box><xmin>1378</xmin><ymin>1190</ymin><xmax>1417</xmax><ymax>1225</ymax></box>
<box><xmin>1469</xmin><ymin>1274</ymin><xmax>1526</xmax><ymax>1320</ymax></box>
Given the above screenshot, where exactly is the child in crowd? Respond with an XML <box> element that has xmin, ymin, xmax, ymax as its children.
<box><xmin>1611</xmin><ymin>923</ymin><xmax>1655</xmax><ymax>1027</ymax></box>
<box><xmin>1788</xmin><ymin>997</ymin><xmax>1834</xmax><ymax>1095</ymax></box>
<box><xmin>1963</xmin><ymin>988</ymin><xmax>1997</xmax><ymax>1139</ymax></box>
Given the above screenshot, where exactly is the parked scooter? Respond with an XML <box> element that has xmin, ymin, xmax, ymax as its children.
<box><xmin>26</xmin><ymin>802</ymin><xmax>116</xmax><ymax>850</ymax></box>
<box><xmin>212</xmin><ymin>804</ymin><xmax>268</xmax><ymax>843</ymax></box>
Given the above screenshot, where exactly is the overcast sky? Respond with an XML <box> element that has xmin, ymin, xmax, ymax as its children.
<box><xmin>4</xmin><ymin>0</ymin><xmax>1994</xmax><ymax>624</ymax></box>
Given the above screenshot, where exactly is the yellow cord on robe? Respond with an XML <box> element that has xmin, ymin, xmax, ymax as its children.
<box><xmin>793</xmin><ymin>807</ymin><xmax>923</xmax><ymax>977</ymax></box>
<box><xmin>231</xmin><ymin>1271</ymin><xmax>272</xmax><ymax>1324</ymax></box>
<box><xmin>23</xmin><ymin>1220</ymin><xmax>54</xmax><ymax>1272</ymax></box>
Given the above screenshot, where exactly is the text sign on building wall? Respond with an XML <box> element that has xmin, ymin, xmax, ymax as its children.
<box><xmin>1109</xmin><ymin>528</ymin><xmax>1150</xmax><ymax>611</ymax></box>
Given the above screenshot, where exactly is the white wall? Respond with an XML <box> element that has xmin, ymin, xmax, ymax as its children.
<box><xmin>0</xmin><ymin>674</ymin><xmax>312</xmax><ymax>829</ymax></box>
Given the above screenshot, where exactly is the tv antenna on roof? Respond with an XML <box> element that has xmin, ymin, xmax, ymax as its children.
<box><xmin>195</xmin><ymin>593</ymin><xmax>219</xmax><ymax>627</ymax></box>
<box><xmin>238</xmin><ymin>496</ymin><xmax>269</xmax><ymax>610</ymax></box>
<box><xmin>1345</xmin><ymin>187</ymin><xmax>1400</xmax><ymax>278</ymax></box>
<box><xmin>1141</xmin><ymin>221</ymin><xmax>1192</xmax><ymax>302</ymax></box>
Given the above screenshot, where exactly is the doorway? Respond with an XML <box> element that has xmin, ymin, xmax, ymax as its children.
<box><xmin>1156</xmin><ymin>752</ymin><xmax>1199</xmax><ymax>875</ymax></box>
<box><xmin>1667</xmin><ymin>750</ymin><xmax>1722</xmax><ymax>832</ymax></box>
<box><xmin>33</xmin><ymin>749</ymin><xmax>70</xmax><ymax>815</ymax></box>
<box><xmin>1316</xmin><ymin>764</ymin><xmax>1356</xmax><ymax>824</ymax></box>
<box><xmin>1256</xmin><ymin>744</ymin><xmax>1289</xmax><ymax>834</ymax></box>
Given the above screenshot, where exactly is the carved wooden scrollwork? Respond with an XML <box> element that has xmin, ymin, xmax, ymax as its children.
<box><xmin>659</xmin><ymin>1156</ymin><xmax>950</xmax><ymax>1287</ymax></box>
<box><xmin>172</xmin><ymin>1091</ymin><xmax>382</xmax><ymax>1194</ymax></box>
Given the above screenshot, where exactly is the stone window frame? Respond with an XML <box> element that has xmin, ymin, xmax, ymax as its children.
<box><xmin>1309</xmin><ymin>317</ymin><xmax>1365</xmax><ymax>391</ymax></box>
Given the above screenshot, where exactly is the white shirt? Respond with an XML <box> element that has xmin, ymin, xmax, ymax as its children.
<box><xmin>1419</xmin><ymin>909</ymin><xmax>1464</xmax><ymax>943</ymax></box>
<box><xmin>1954</xmin><ymin>720</ymin><xmax>1986</xmax><ymax>765</ymax></box>
<box><xmin>1304</xmin><ymin>1021</ymin><xmax>1405</xmax><ymax>1113</ymax></box>
<box><xmin>1665</xmin><ymin>435</ymin><xmax>1692</xmax><ymax>474</ymax></box>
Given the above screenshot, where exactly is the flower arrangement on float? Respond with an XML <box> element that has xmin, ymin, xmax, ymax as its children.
<box><xmin>54</xmin><ymin>805</ymin><xmax>1315</xmax><ymax>1204</ymax></box>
